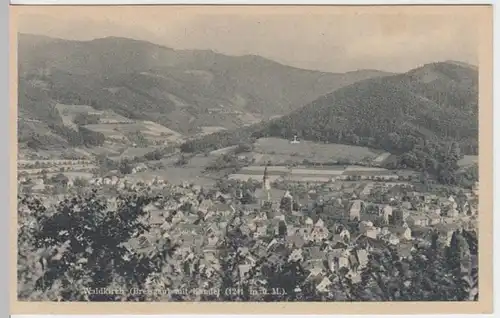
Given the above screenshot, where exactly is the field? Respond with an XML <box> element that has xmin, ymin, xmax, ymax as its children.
<box><xmin>240</xmin><ymin>166</ymin><xmax>345</xmax><ymax>176</ymax></box>
<box><xmin>229</xmin><ymin>174</ymin><xmax>282</xmax><ymax>182</ymax></box>
<box><xmin>131</xmin><ymin>154</ymin><xmax>217</xmax><ymax>186</ymax></box>
<box><xmin>251</xmin><ymin>138</ymin><xmax>381</xmax><ymax>164</ymax></box>
<box><xmin>84</xmin><ymin>121</ymin><xmax>185</xmax><ymax>144</ymax></box>
<box><xmin>54</xmin><ymin>103</ymin><xmax>185</xmax><ymax>145</ymax></box>
<box><xmin>45</xmin><ymin>171</ymin><xmax>95</xmax><ymax>180</ymax></box>
<box><xmin>228</xmin><ymin>164</ymin><xmax>413</xmax><ymax>184</ymax></box>
<box><xmin>55</xmin><ymin>104</ymin><xmax>133</xmax><ymax>127</ymax></box>
<box><xmin>141</xmin><ymin>121</ymin><xmax>184</xmax><ymax>140</ymax></box>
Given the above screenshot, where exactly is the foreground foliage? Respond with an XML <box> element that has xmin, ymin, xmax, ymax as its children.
<box><xmin>18</xmin><ymin>190</ymin><xmax>478</xmax><ymax>302</ymax></box>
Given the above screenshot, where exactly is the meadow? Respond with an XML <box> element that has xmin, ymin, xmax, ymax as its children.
<box><xmin>252</xmin><ymin>138</ymin><xmax>382</xmax><ymax>164</ymax></box>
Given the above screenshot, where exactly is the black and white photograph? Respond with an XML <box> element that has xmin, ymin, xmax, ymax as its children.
<box><xmin>13</xmin><ymin>5</ymin><xmax>490</xmax><ymax>308</ymax></box>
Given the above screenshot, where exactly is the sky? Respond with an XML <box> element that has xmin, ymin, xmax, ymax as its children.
<box><xmin>14</xmin><ymin>5</ymin><xmax>484</xmax><ymax>73</ymax></box>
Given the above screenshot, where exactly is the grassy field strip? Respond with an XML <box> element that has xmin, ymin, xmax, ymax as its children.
<box><xmin>344</xmin><ymin>165</ymin><xmax>389</xmax><ymax>172</ymax></box>
<box><xmin>253</xmin><ymin>137</ymin><xmax>379</xmax><ymax>161</ymax></box>
<box><xmin>287</xmin><ymin>176</ymin><xmax>333</xmax><ymax>183</ymax></box>
<box><xmin>240</xmin><ymin>166</ymin><xmax>291</xmax><ymax>173</ymax></box>
<box><xmin>45</xmin><ymin>172</ymin><xmax>94</xmax><ymax>180</ymax></box>
<box><xmin>228</xmin><ymin>174</ymin><xmax>282</xmax><ymax>182</ymax></box>
<box><xmin>291</xmin><ymin>168</ymin><xmax>345</xmax><ymax>176</ymax></box>
<box><xmin>18</xmin><ymin>160</ymin><xmax>93</xmax><ymax>165</ymax></box>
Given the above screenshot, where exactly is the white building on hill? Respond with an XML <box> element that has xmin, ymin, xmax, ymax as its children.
<box><xmin>290</xmin><ymin>135</ymin><xmax>300</xmax><ymax>144</ymax></box>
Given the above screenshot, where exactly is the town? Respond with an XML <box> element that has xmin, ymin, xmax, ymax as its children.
<box><xmin>16</xmin><ymin>14</ymin><xmax>481</xmax><ymax>303</ymax></box>
<box><xmin>17</xmin><ymin>139</ymin><xmax>479</xmax><ymax>301</ymax></box>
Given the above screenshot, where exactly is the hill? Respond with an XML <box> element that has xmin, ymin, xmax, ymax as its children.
<box><xmin>17</xmin><ymin>33</ymin><xmax>391</xmax><ymax>137</ymax></box>
<box><xmin>256</xmin><ymin>61</ymin><xmax>478</xmax><ymax>155</ymax></box>
<box><xmin>181</xmin><ymin>61</ymin><xmax>478</xmax><ymax>185</ymax></box>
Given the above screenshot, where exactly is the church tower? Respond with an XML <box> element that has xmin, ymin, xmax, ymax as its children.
<box><xmin>263</xmin><ymin>165</ymin><xmax>272</xmax><ymax>202</ymax></box>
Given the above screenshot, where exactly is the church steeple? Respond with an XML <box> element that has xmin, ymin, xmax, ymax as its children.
<box><xmin>263</xmin><ymin>164</ymin><xmax>271</xmax><ymax>201</ymax></box>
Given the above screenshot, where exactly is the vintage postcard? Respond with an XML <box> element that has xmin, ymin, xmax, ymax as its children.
<box><xmin>10</xmin><ymin>4</ymin><xmax>493</xmax><ymax>315</ymax></box>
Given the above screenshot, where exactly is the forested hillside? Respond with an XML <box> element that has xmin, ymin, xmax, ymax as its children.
<box><xmin>18</xmin><ymin>33</ymin><xmax>390</xmax><ymax>137</ymax></box>
<box><xmin>181</xmin><ymin>61</ymin><xmax>478</xmax><ymax>185</ymax></box>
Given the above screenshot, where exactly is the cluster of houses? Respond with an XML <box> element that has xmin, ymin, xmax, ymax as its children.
<box><xmin>105</xmin><ymin>170</ymin><xmax>478</xmax><ymax>296</ymax></box>
<box><xmin>19</xmin><ymin>157</ymin><xmax>479</xmax><ymax>297</ymax></box>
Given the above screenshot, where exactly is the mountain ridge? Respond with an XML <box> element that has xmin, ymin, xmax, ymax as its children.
<box><xmin>17</xmin><ymin>33</ymin><xmax>392</xmax><ymax>142</ymax></box>
<box><xmin>181</xmin><ymin>61</ymin><xmax>478</xmax><ymax>159</ymax></box>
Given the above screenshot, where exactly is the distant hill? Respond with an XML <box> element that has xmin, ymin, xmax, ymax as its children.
<box><xmin>182</xmin><ymin>61</ymin><xmax>478</xmax><ymax>165</ymax></box>
<box><xmin>255</xmin><ymin>61</ymin><xmax>478</xmax><ymax>155</ymax></box>
<box><xmin>17</xmin><ymin>33</ymin><xmax>391</xmax><ymax>138</ymax></box>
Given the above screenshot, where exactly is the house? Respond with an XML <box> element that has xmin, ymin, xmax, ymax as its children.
<box><xmin>356</xmin><ymin>249</ymin><xmax>369</xmax><ymax>269</ymax></box>
<box><xmin>407</xmin><ymin>213</ymin><xmax>430</xmax><ymax>227</ymax></box>
<box><xmin>211</xmin><ymin>203</ymin><xmax>233</xmax><ymax>217</ymax></box>
<box><xmin>243</xmin><ymin>254</ymin><xmax>257</xmax><ymax>267</ymax></box>
<box><xmin>327</xmin><ymin>249</ymin><xmax>351</xmax><ymax>273</ymax></box>
<box><xmin>381</xmin><ymin>205</ymin><xmax>393</xmax><ymax>224</ymax></box>
<box><xmin>349</xmin><ymin>200</ymin><xmax>363</xmax><ymax>221</ymax></box>
<box><xmin>360</xmin><ymin>183</ymin><xmax>375</xmax><ymax>198</ymax></box>
<box><xmin>380</xmin><ymin>227</ymin><xmax>390</xmax><ymax>237</ymax></box>
<box><xmin>238</xmin><ymin>264</ymin><xmax>252</xmax><ymax>281</ymax></box>
<box><xmin>302</xmin><ymin>246</ymin><xmax>326</xmax><ymax>270</ymax></box>
<box><xmin>198</xmin><ymin>199</ymin><xmax>213</xmax><ymax>214</ymax></box>
<box><xmin>287</xmin><ymin>234</ymin><xmax>306</xmax><ymax>249</ymax></box>
<box><xmin>253</xmin><ymin>225</ymin><xmax>267</xmax><ymax>239</ymax></box>
<box><xmin>304</xmin><ymin>217</ymin><xmax>314</xmax><ymax>228</ymax></box>
<box><xmin>330</xmin><ymin>241</ymin><xmax>349</xmax><ymax>254</ymax></box>
<box><xmin>338</xmin><ymin>227</ymin><xmax>351</xmax><ymax>242</ymax></box>
<box><xmin>316</xmin><ymin>277</ymin><xmax>332</xmax><ymax>293</ymax></box>
<box><xmin>382</xmin><ymin>233</ymin><xmax>400</xmax><ymax>245</ymax></box>
<box><xmin>428</xmin><ymin>214</ymin><xmax>441</xmax><ymax>225</ymax></box>
<box><xmin>390</xmin><ymin>225</ymin><xmax>412</xmax><ymax>241</ymax></box>
<box><xmin>401</xmin><ymin>201</ymin><xmax>412</xmax><ymax>210</ymax></box>
<box><xmin>363</xmin><ymin>226</ymin><xmax>380</xmax><ymax>239</ymax></box>
<box><xmin>310</xmin><ymin>218</ymin><xmax>329</xmax><ymax>242</ymax></box>
<box><xmin>396</xmin><ymin>243</ymin><xmax>414</xmax><ymax>260</ymax></box>
<box><xmin>206</xmin><ymin>233</ymin><xmax>219</xmax><ymax>247</ymax></box>
<box><xmin>239</xmin><ymin>222</ymin><xmax>253</xmax><ymax>236</ymax></box>
<box><xmin>287</xmin><ymin>226</ymin><xmax>298</xmax><ymax>236</ymax></box>
<box><xmin>149</xmin><ymin>210</ymin><xmax>167</xmax><ymax>226</ymax></box>
<box><xmin>315</xmin><ymin>218</ymin><xmax>325</xmax><ymax>228</ymax></box>
<box><xmin>288</xmin><ymin>248</ymin><xmax>304</xmax><ymax>262</ymax></box>
<box><xmin>305</xmin><ymin>267</ymin><xmax>325</xmax><ymax>285</ymax></box>
<box><xmin>446</xmin><ymin>206</ymin><xmax>460</xmax><ymax>218</ymax></box>
<box><xmin>434</xmin><ymin>223</ymin><xmax>462</xmax><ymax>246</ymax></box>
<box><xmin>310</xmin><ymin>226</ymin><xmax>329</xmax><ymax>242</ymax></box>
<box><xmin>297</xmin><ymin>227</ymin><xmax>312</xmax><ymax>242</ymax></box>
<box><xmin>359</xmin><ymin>221</ymin><xmax>374</xmax><ymax>234</ymax></box>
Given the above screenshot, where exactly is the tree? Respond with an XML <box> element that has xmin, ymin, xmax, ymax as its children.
<box><xmin>73</xmin><ymin>178</ymin><xmax>89</xmax><ymax>188</ymax></box>
<box><xmin>119</xmin><ymin>161</ymin><xmax>133</xmax><ymax>175</ymax></box>
<box><xmin>17</xmin><ymin>192</ymin><xmax>178</xmax><ymax>301</ymax></box>
<box><xmin>280</xmin><ymin>196</ymin><xmax>292</xmax><ymax>213</ymax></box>
<box><xmin>50</xmin><ymin>173</ymin><xmax>69</xmax><ymax>186</ymax></box>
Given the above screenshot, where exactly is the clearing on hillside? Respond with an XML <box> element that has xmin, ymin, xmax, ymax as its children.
<box><xmin>55</xmin><ymin>104</ymin><xmax>133</xmax><ymax>127</ymax></box>
<box><xmin>84</xmin><ymin>121</ymin><xmax>184</xmax><ymax>144</ymax></box>
<box><xmin>252</xmin><ymin>138</ymin><xmax>381</xmax><ymax>164</ymax></box>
